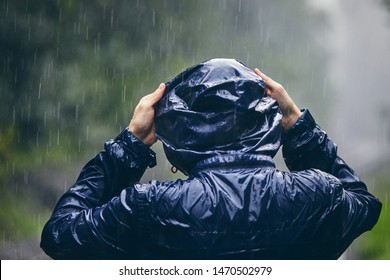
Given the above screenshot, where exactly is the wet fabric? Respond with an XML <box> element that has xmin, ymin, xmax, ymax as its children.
<box><xmin>155</xmin><ymin>58</ymin><xmax>280</xmax><ymax>175</ymax></box>
<box><xmin>40</xmin><ymin>59</ymin><xmax>382</xmax><ymax>259</ymax></box>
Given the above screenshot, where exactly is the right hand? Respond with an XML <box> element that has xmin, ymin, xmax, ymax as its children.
<box><xmin>254</xmin><ymin>68</ymin><xmax>302</xmax><ymax>130</ymax></box>
<box><xmin>128</xmin><ymin>83</ymin><xmax>166</xmax><ymax>147</ymax></box>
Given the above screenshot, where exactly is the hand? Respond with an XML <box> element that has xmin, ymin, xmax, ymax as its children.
<box><xmin>129</xmin><ymin>83</ymin><xmax>166</xmax><ymax>146</ymax></box>
<box><xmin>254</xmin><ymin>68</ymin><xmax>302</xmax><ymax>130</ymax></box>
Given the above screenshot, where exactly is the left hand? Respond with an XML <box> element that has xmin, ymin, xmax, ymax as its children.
<box><xmin>254</xmin><ymin>68</ymin><xmax>302</xmax><ymax>130</ymax></box>
<box><xmin>129</xmin><ymin>83</ymin><xmax>166</xmax><ymax>146</ymax></box>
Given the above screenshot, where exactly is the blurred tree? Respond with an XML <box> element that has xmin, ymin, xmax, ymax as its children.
<box><xmin>1</xmin><ymin>0</ymin><xmax>328</xmax><ymax>178</ymax></box>
<box><xmin>383</xmin><ymin>0</ymin><xmax>390</xmax><ymax>10</ymax></box>
<box><xmin>0</xmin><ymin>0</ymin><xmax>330</xmax><ymax>258</ymax></box>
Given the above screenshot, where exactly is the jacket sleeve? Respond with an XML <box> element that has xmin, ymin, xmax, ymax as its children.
<box><xmin>40</xmin><ymin>128</ymin><xmax>156</xmax><ymax>259</ymax></box>
<box><xmin>282</xmin><ymin>109</ymin><xmax>382</xmax><ymax>256</ymax></box>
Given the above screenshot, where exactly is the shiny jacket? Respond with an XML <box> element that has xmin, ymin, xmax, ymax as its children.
<box><xmin>40</xmin><ymin>59</ymin><xmax>381</xmax><ymax>259</ymax></box>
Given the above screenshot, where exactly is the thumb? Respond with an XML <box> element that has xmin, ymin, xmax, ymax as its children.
<box><xmin>149</xmin><ymin>83</ymin><xmax>166</xmax><ymax>105</ymax></box>
<box><xmin>254</xmin><ymin>68</ymin><xmax>270</xmax><ymax>84</ymax></box>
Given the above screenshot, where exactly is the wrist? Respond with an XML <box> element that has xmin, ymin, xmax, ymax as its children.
<box><xmin>282</xmin><ymin>109</ymin><xmax>315</xmax><ymax>140</ymax></box>
<box><xmin>281</xmin><ymin>108</ymin><xmax>302</xmax><ymax>131</ymax></box>
<box><xmin>128</xmin><ymin>124</ymin><xmax>145</xmax><ymax>142</ymax></box>
<box><xmin>107</xmin><ymin>127</ymin><xmax>157</xmax><ymax>168</ymax></box>
<box><xmin>128</xmin><ymin>124</ymin><xmax>157</xmax><ymax>147</ymax></box>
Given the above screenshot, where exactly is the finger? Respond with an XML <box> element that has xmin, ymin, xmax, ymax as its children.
<box><xmin>149</xmin><ymin>83</ymin><xmax>166</xmax><ymax>104</ymax></box>
<box><xmin>140</xmin><ymin>83</ymin><xmax>166</xmax><ymax>106</ymax></box>
<box><xmin>254</xmin><ymin>68</ymin><xmax>273</xmax><ymax>97</ymax></box>
<box><xmin>254</xmin><ymin>68</ymin><xmax>270</xmax><ymax>83</ymax></box>
<box><xmin>265</xmin><ymin>88</ymin><xmax>272</xmax><ymax>97</ymax></box>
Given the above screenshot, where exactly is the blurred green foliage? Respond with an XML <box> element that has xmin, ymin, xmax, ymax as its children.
<box><xmin>358</xmin><ymin>164</ymin><xmax>390</xmax><ymax>259</ymax></box>
<box><xmin>0</xmin><ymin>0</ymin><xmax>329</xmax><ymax>180</ymax></box>
<box><xmin>384</xmin><ymin>0</ymin><xmax>390</xmax><ymax>10</ymax></box>
<box><xmin>0</xmin><ymin>189</ymin><xmax>49</xmax><ymax>240</ymax></box>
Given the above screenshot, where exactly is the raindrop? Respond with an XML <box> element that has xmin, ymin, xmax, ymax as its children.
<box><xmin>221</xmin><ymin>0</ymin><xmax>227</xmax><ymax>10</ymax></box>
<box><xmin>57</xmin><ymin>101</ymin><xmax>61</xmax><ymax>120</ymax></box>
<box><xmin>37</xmin><ymin>215</ymin><xmax>41</xmax><ymax>235</ymax></box>
<box><xmin>122</xmin><ymin>84</ymin><xmax>127</xmax><ymax>103</ymax></box>
<box><xmin>59</xmin><ymin>8</ymin><xmax>62</xmax><ymax>23</ymax></box>
<box><xmin>21</xmin><ymin>106</ymin><xmax>24</xmax><ymax>121</ymax></box>
<box><xmin>36</xmin><ymin>130</ymin><xmax>39</xmax><ymax>147</ymax></box>
<box><xmin>110</xmin><ymin>9</ymin><xmax>114</xmax><ymax>29</ymax></box>
<box><xmin>5</xmin><ymin>0</ymin><xmax>9</xmax><ymax>16</ymax></box>
<box><xmin>172</xmin><ymin>32</ymin><xmax>176</xmax><ymax>46</ymax></box>
<box><xmin>75</xmin><ymin>104</ymin><xmax>79</xmax><ymax>123</ymax></box>
<box><xmin>152</xmin><ymin>8</ymin><xmax>156</xmax><ymax>27</ymax></box>
<box><xmin>24</xmin><ymin>170</ymin><xmax>29</xmax><ymax>185</ymax></box>
<box><xmin>64</xmin><ymin>180</ymin><xmax>68</xmax><ymax>193</ymax></box>
<box><xmin>322</xmin><ymin>76</ymin><xmax>327</xmax><ymax>97</ymax></box>
<box><xmin>27</xmin><ymin>97</ymin><xmax>31</xmax><ymax>124</ymax></box>
<box><xmin>159</xmin><ymin>37</ymin><xmax>163</xmax><ymax>58</ymax></box>
<box><xmin>77</xmin><ymin>21</ymin><xmax>81</xmax><ymax>35</ymax></box>
<box><xmin>38</xmin><ymin>80</ymin><xmax>41</xmax><ymax>99</ymax></box>
<box><xmin>14</xmin><ymin>68</ymin><xmax>17</xmax><ymax>84</ymax></box>
<box><xmin>102</xmin><ymin>4</ymin><xmax>106</xmax><ymax>20</ymax></box>
<box><xmin>12</xmin><ymin>106</ymin><xmax>15</xmax><ymax>124</ymax></box>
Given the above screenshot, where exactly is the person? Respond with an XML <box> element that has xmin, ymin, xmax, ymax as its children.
<box><xmin>40</xmin><ymin>58</ymin><xmax>381</xmax><ymax>259</ymax></box>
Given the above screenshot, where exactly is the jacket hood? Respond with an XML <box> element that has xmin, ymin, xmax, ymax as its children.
<box><xmin>155</xmin><ymin>58</ymin><xmax>282</xmax><ymax>175</ymax></box>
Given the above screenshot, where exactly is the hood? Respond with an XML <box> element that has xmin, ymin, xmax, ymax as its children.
<box><xmin>155</xmin><ymin>58</ymin><xmax>282</xmax><ymax>175</ymax></box>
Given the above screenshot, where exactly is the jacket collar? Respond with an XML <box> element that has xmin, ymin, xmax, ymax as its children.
<box><xmin>189</xmin><ymin>153</ymin><xmax>275</xmax><ymax>174</ymax></box>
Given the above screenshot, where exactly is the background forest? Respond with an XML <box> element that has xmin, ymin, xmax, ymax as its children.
<box><xmin>1</xmin><ymin>0</ymin><xmax>390</xmax><ymax>259</ymax></box>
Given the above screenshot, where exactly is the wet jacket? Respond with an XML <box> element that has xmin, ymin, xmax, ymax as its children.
<box><xmin>40</xmin><ymin>59</ymin><xmax>381</xmax><ymax>259</ymax></box>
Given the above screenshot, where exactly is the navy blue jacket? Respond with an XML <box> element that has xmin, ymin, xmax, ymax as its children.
<box><xmin>40</xmin><ymin>110</ymin><xmax>381</xmax><ymax>259</ymax></box>
<box><xmin>40</xmin><ymin>59</ymin><xmax>381</xmax><ymax>259</ymax></box>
